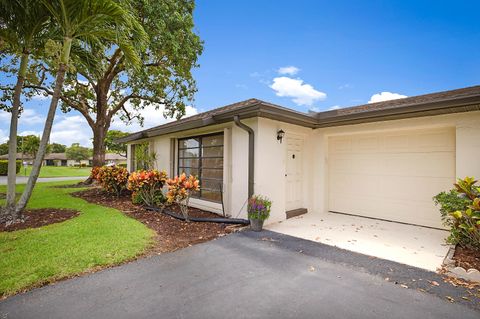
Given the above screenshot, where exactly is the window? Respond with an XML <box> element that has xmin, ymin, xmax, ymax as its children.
<box><xmin>178</xmin><ymin>133</ymin><xmax>224</xmax><ymax>202</ymax></box>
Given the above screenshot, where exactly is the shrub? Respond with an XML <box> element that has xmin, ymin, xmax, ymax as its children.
<box><xmin>0</xmin><ymin>160</ymin><xmax>21</xmax><ymax>176</ymax></box>
<box><xmin>97</xmin><ymin>165</ymin><xmax>129</xmax><ymax>196</ymax></box>
<box><xmin>127</xmin><ymin>170</ymin><xmax>168</xmax><ymax>206</ymax></box>
<box><xmin>166</xmin><ymin>173</ymin><xmax>200</xmax><ymax>221</ymax></box>
<box><xmin>118</xmin><ymin>163</ymin><xmax>127</xmax><ymax>168</ymax></box>
<box><xmin>434</xmin><ymin>177</ymin><xmax>480</xmax><ymax>250</ymax></box>
<box><xmin>90</xmin><ymin>166</ymin><xmax>102</xmax><ymax>181</ymax></box>
<box><xmin>247</xmin><ymin>195</ymin><xmax>272</xmax><ymax>221</ymax></box>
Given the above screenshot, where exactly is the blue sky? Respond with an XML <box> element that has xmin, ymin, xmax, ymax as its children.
<box><xmin>1</xmin><ymin>0</ymin><xmax>479</xmax><ymax>146</ymax></box>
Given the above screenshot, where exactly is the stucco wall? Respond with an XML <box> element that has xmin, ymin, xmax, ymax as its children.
<box><xmin>126</xmin><ymin>110</ymin><xmax>480</xmax><ymax>226</ymax></box>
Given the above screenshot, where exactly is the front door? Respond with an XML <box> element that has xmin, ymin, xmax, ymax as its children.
<box><xmin>285</xmin><ymin>136</ymin><xmax>303</xmax><ymax>211</ymax></box>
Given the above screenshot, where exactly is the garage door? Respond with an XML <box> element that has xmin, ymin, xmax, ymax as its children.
<box><xmin>328</xmin><ymin>127</ymin><xmax>455</xmax><ymax>229</ymax></box>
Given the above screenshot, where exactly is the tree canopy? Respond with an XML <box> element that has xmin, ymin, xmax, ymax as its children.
<box><xmin>105</xmin><ymin>130</ymin><xmax>128</xmax><ymax>157</ymax></box>
<box><xmin>13</xmin><ymin>0</ymin><xmax>203</xmax><ymax>166</ymax></box>
<box><xmin>49</xmin><ymin>142</ymin><xmax>66</xmax><ymax>153</ymax></box>
<box><xmin>65</xmin><ymin>143</ymin><xmax>91</xmax><ymax>162</ymax></box>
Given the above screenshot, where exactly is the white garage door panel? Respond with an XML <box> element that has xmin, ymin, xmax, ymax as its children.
<box><xmin>328</xmin><ymin>128</ymin><xmax>455</xmax><ymax>228</ymax></box>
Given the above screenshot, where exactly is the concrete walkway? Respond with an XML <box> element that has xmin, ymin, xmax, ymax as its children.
<box><xmin>0</xmin><ymin>231</ymin><xmax>478</xmax><ymax>319</ymax></box>
<box><xmin>0</xmin><ymin>176</ymin><xmax>85</xmax><ymax>185</ymax></box>
<box><xmin>267</xmin><ymin>212</ymin><xmax>449</xmax><ymax>271</ymax></box>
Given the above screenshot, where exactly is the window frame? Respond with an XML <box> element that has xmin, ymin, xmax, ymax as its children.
<box><xmin>177</xmin><ymin>132</ymin><xmax>224</xmax><ymax>203</ymax></box>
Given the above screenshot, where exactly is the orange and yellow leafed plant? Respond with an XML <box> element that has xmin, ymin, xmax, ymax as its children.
<box><xmin>127</xmin><ymin>170</ymin><xmax>168</xmax><ymax>206</ymax></box>
<box><xmin>166</xmin><ymin>173</ymin><xmax>200</xmax><ymax>221</ymax></box>
<box><xmin>97</xmin><ymin>165</ymin><xmax>129</xmax><ymax>196</ymax></box>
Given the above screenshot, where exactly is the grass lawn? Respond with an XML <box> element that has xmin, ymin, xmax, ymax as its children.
<box><xmin>18</xmin><ymin>166</ymin><xmax>92</xmax><ymax>178</ymax></box>
<box><xmin>0</xmin><ymin>181</ymin><xmax>154</xmax><ymax>297</ymax></box>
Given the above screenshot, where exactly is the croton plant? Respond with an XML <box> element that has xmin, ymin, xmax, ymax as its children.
<box><xmin>434</xmin><ymin>177</ymin><xmax>480</xmax><ymax>250</ymax></box>
<box><xmin>127</xmin><ymin>170</ymin><xmax>168</xmax><ymax>206</ymax></box>
<box><xmin>166</xmin><ymin>173</ymin><xmax>200</xmax><ymax>221</ymax></box>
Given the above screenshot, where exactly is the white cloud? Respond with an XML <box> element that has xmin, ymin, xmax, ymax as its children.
<box><xmin>368</xmin><ymin>91</ymin><xmax>407</xmax><ymax>104</ymax></box>
<box><xmin>329</xmin><ymin>105</ymin><xmax>341</xmax><ymax>110</ymax></box>
<box><xmin>110</xmin><ymin>102</ymin><xmax>198</xmax><ymax>133</ymax></box>
<box><xmin>19</xmin><ymin>130</ymin><xmax>41</xmax><ymax>136</ymax></box>
<box><xmin>270</xmin><ymin>76</ymin><xmax>326</xmax><ymax>106</ymax></box>
<box><xmin>49</xmin><ymin>115</ymin><xmax>92</xmax><ymax>147</ymax></box>
<box><xmin>0</xmin><ymin>129</ymin><xmax>8</xmax><ymax>143</ymax></box>
<box><xmin>338</xmin><ymin>84</ymin><xmax>352</xmax><ymax>90</ymax></box>
<box><xmin>278</xmin><ymin>66</ymin><xmax>300</xmax><ymax>76</ymax></box>
<box><xmin>0</xmin><ymin>107</ymin><xmax>44</xmax><ymax>126</ymax></box>
<box><xmin>21</xmin><ymin>109</ymin><xmax>45</xmax><ymax>124</ymax></box>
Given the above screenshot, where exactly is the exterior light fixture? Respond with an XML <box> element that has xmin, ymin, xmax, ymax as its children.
<box><xmin>277</xmin><ymin>129</ymin><xmax>285</xmax><ymax>143</ymax></box>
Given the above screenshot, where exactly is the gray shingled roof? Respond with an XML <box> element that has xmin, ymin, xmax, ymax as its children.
<box><xmin>118</xmin><ymin>85</ymin><xmax>480</xmax><ymax>143</ymax></box>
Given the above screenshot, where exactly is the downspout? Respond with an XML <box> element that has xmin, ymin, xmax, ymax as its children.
<box><xmin>233</xmin><ymin>115</ymin><xmax>254</xmax><ymax>198</ymax></box>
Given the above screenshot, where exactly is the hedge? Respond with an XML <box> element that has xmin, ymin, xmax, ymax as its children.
<box><xmin>0</xmin><ymin>160</ymin><xmax>21</xmax><ymax>176</ymax></box>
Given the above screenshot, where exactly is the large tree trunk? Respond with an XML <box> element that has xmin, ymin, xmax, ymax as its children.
<box><xmin>1</xmin><ymin>53</ymin><xmax>29</xmax><ymax>223</ymax></box>
<box><xmin>92</xmin><ymin>124</ymin><xmax>107</xmax><ymax>167</ymax></box>
<box><xmin>15</xmin><ymin>38</ymin><xmax>72</xmax><ymax>215</ymax></box>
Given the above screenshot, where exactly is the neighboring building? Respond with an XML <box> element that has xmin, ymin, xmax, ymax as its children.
<box><xmin>104</xmin><ymin>153</ymin><xmax>127</xmax><ymax>165</ymax></box>
<box><xmin>0</xmin><ymin>152</ymin><xmax>126</xmax><ymax>167</ymax></box>
<box><xmin>118</xmin><ymin>85</ymin><xmax>480</xmax><ymax>228</ymax></box>
<box><xmin>43</xmin><ymin>152</ymin><xmax>127</xmax><ymax>166</ymax></box>
<box><xmin>43</xmin><ymin>153</ymin><xmax>84</xmax><ymax>167</ymax></box>
<box><xmin>0</xmin><ymin>152</ymin><xmax>34</xmax><ymax>164</ymax></box>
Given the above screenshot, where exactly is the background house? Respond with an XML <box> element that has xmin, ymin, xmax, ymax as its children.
<box><xmin>0</xmin><ymin>152</ymin><xmax>126</xmax><ymax>167</ymax></box>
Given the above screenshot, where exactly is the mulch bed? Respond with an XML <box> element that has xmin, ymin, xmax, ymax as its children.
<box><xmin>73</xmin><ymin>187</ymin><xmax>239</xmax><ymax>254</ymax></box>
<box><xmin>453</xmin><ymin>246</ymin><xmax>480</xmax><ymax>271</ymax></box>
<box><xmin>0</xmin><ymin>208</ymin><xmax>80</xmax><ymax>232</ymax></box>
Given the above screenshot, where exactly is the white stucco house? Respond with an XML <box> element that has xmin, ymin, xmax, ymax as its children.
<box><xmin>119</xmin><ymin>85</ymin><xmax>480</xmax><ymax>230</ymax></box>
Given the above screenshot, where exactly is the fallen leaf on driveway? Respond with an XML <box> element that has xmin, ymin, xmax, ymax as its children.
<box><xmin>446</xmin><ymin>296</ymin><xmax>455</xmax><ymax>303</ymax></box>
<box><xmin>309</xmin><ymin>266</ymin><xmax>315</xmax><ymax>272</ymax></box>
<box><xmin>429</xmin><ymin>280</ymin><xmax>440</xmax><ymax>286</ymax></box>
<box><xmin>400</xmin><ymin>284</ymin><xmax>408</xmax><ymax>289</ymax></box>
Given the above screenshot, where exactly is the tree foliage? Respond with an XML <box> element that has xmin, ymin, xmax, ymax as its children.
<box><xmin>0</xmin><ymin>143</ymin><xmax>8</xmax><ymax>155</ymax></box>
<box><xmin>105</xmin><ymin>130</ymin><xmax>128</xmax><ymax>156</ymax></box>
<box><xmin>65</xmin><ymin>143</ymin><xmax>91</xmax><ymax>162</ymax></box>
<box><xmin>49</xmin><ymin>142</ymin><xmax>66</xmax><ymax>153</ymax></box>
<box><xmin>11</xmin><ymin>0</ymin><xmax>203</xmax><ymax>167</ymax></box>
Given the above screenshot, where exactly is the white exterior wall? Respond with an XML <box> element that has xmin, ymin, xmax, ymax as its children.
<box><xmin>312</xmin><ymin>111</ymin><xmax>480</xmax><ymax>215</ymax></box>
<box><xmin>126</xmin><ymin>110</ymin><xmax>480</xmax><ymax>226</ymax></box>
<box><xmin>254</xmin><ymin>118</ymin><xmax>314</xmax><ymax>224</ymax></box>
<box><xmin>126</xmin><ymin>121</ymin><xmax>255</xmax><ymax>218</ymax></box>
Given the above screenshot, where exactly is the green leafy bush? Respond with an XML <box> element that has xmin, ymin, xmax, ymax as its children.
<box><xmin>434</xmin><ymin>177</ymin><xmax>480</xmax><ymax>250</ymax></box>
<box><xmin>247</xmin><ymin>195</ymin><xmax>272</xmax><ymax>221</ymax></box>
<box><xmin>97</xmin><ymin>166</ymin><xmax>129</xmax><ymax>197</ymax></box>
<box><xmin>0</xmin><ymin>160</ymin><xmax>21</xmax><ymax>176</ymax></box>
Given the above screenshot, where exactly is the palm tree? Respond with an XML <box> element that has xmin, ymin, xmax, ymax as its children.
<box><xmin>7</xmin><ymin>0</ymin><xmax>146</xmax><ymax>221</ymax></box>
<box><xmin>0</xmin><ymin>0</ymin><xmax>51</xmax><ymax>223</ymax></box>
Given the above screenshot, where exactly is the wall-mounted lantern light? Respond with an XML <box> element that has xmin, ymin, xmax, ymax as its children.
<box><xmin>277</xmin><ymin>129</ymin><xmax>285</xmax><ymax>143</ymax></box>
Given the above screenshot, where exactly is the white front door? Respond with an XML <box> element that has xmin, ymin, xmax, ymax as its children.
<box><xmin>285</xmin><ymin>136</ymin><xmax>304</xmax><ymax>211</ymax></box>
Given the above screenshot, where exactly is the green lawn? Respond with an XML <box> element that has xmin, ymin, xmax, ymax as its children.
<box><xmin>0</xmin><ymin>181</ymin><xmax>154</xmax><ymax>297</ymax></box>
<box><xmin>18</xmin><ymin>166</ymin><xmax>92</xmax><ymax>178</ymax></box>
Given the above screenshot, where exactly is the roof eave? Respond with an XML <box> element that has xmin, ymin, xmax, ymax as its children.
<box><xmin>315</xmin><ymin>95</ymin><xmax>480</xmax><ymax>128</ymax></box>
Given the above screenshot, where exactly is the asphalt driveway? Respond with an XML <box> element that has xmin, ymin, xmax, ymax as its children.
<box><xmin>1</xmin><ymin>230</ymin><xmax>478</xmax><ymax>319</ymax></box>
